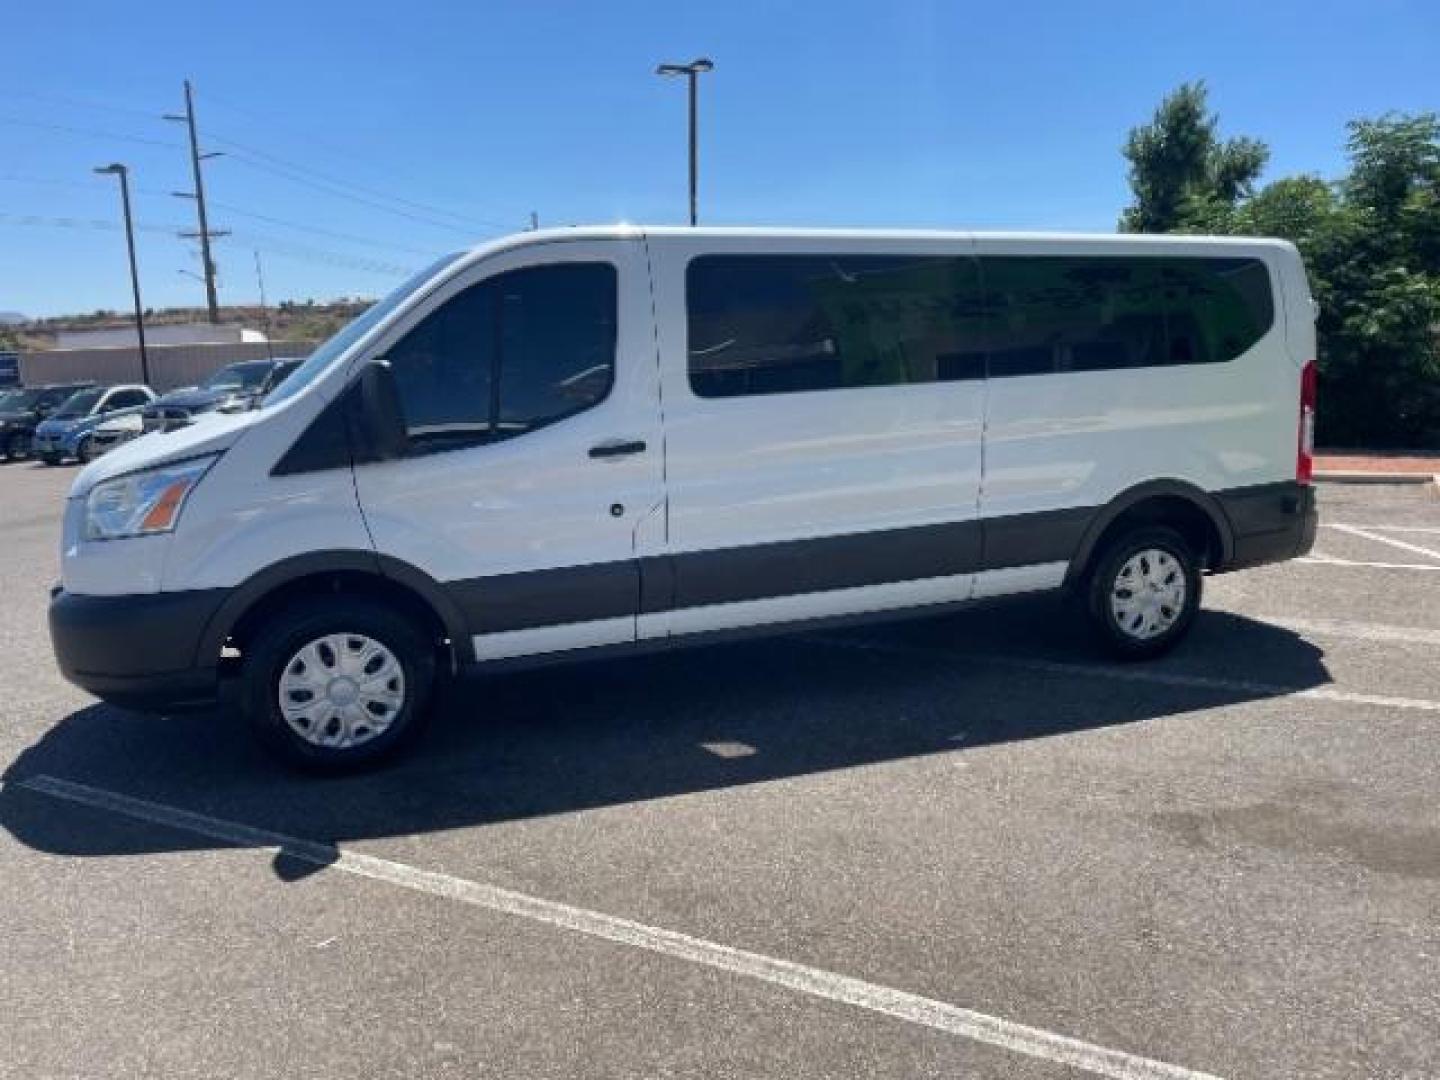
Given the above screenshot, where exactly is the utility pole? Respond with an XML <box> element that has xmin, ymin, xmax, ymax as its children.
<box><xmin>93</xmin><ymin>163</ymin><xmax>150</xmax><ymax>385</ymax></box>
<box><xmin>656</xmin><ymin>58</ymin><xmax>714</xmax><ymax>226</ymax></box>
<box><xmin>165</xmin><ymin>80</ymin><xmax>228</xmax><ymax>323</ymax></box>
<box><xmin>253</xmin><ymin>250</ymin><xmax>274</xmax><ymax>361</ymax></box>
<box><xmin>529</xmin><ymin>211</ymin><xmax>539</xmax><ymax>231</ymax></box>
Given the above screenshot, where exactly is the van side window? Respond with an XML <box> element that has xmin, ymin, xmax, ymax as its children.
<box><xmin>496</xmin><ymin>264</ymin><xmax>617</xmax><ymax>435</ymax></box>
<box><xmin>981</xmin><ymin>256</ymin><xmax>1274</xmax><ymax>377</ymax></box>
<box><xmin>387</xmin><ymin>280</ymin><xmax>496</xmax><ymax>454</ymax></box>
<box><xmin>687</xmin><ymin>255</ymin><xmax>986</xmax><ymax>399</ymax></box>
<box><xmin>386</xmin><ymin>262</ymin><xmax>616</xmax><ymax>456</ymax></box>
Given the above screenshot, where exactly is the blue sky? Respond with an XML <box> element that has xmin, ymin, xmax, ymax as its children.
<box><xmin>3</xmin><ymin>0</ymin><xmax>1437</xmax><ymax>318</ymax></box>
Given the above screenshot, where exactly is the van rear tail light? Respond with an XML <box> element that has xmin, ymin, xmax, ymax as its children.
<box><xmin>1297</xmin><ymin>360</ymin><xmax>1317</xmax><ymax>485</ymax></box>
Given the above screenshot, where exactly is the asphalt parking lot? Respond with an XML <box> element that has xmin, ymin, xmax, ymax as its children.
<box><xmin>1</xmin><ymin>463</ymin><xmax>1436</xmax><ymax>1080</ymax></box>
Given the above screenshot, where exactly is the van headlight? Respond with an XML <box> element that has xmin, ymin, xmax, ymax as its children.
<box><xmin>83</xmin><ymin>454</ymin><xmax>219</xmax><ymax>541</ymax></box>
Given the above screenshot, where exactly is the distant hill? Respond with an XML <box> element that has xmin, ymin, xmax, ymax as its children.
<box><xmin>0</xmin><ymin>312</ymin><xmax>27</xmax><ymax>326</ymax></box>
<box><xmin>1</xmin><ymin>298</ymin><xmax>374</xmax><ymax>352</ymax></box>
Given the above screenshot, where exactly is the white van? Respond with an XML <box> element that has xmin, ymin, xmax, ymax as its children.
<box><xmin>50</xmin><ymin>227</ymin><xmax>1318</xmax><ymax>769</ymax></box>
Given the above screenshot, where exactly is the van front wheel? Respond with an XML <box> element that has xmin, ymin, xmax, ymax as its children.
<box><xmin>241</xmin><ymin>598</ymin><xmax>436</xmax><ymax>771</ymax></box>
<box><xmin>1085</xmin><ymin>526</ymin><xmax>1201</xmax><ymax>660</ymax></box>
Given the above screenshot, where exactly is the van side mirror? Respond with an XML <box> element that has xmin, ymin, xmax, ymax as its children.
<box><xmin>349</xmin><ymin>360</ymin><xmax>408</xmax><ymax>463</ymax></box>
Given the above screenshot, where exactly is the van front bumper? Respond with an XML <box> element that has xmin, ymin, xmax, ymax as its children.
<box><xmin>49</xmin><ymin>587</ymin><xmax>228</xmax><ymax>712</ymax></box>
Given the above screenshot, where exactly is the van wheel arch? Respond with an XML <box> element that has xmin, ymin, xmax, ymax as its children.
<box><xmin>199</xmin><ymin>552</ymin><xmax>471</xmax><ymax>677</ymax></box>
<box><xmin>1065</xmin><ymin>481</ymin><xmax>1232</xmax><ymax>588</ymax></box>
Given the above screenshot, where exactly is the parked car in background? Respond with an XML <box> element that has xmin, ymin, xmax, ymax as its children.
<box><xmin>141</xmin><ymin>358</ymin><xmax>303</xmax><ymax>433</ymax></box>
<box><xmin>85</xmin><ymin>409</ymin><xmax>148</xmax><ymax>459</ymax></box>
<box><xmin>31</xmin><ymin>384</ymin><xmax>157</xmax><ymax>464</ymax></box>
<box><xmin>0</xmin><ymin>382</ymin><xmax>96</xmax><ymax>462</ymax></box>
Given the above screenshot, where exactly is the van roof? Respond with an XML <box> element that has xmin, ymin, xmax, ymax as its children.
<box><xmin>463</xmin><ymin>225</ymin><xmax>1296</xmax><ymax>258</ymax></box>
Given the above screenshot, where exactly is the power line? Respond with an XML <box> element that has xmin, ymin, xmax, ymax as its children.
<box><xmin>220</xmin><ymin>148</ymin><xmax>482</xmax><ymax>236</ymax></box>
<box><xmin>6</xmin><ymin>88</ymin><xmax>162</xmax><ymax>121</ymax></box>
<box><xmin>206</xmin><ymin>200</ymin><xmax>440</xmax><ymax>257</ymax></box>
<box><xmin>0</xmin><ymin>115</ymin><xmax>182</xmax><ymax>150</ymax></box>
<box><xmin>0</xmin><ymin>212</ymin><xmax>412</xmax><ymax>277</ymax></box>
<box><xmin>4</xmin><ymin>93</ymin><xmax>521</xmax><ymax>235</ymax></box>
<box><xmin>0</xmin><ymin>212</ymin><xmax>188</xmax><ymax>236</ymax></box>
<box><xmin>0</xmin><ymin>174</ymin><xmax>436</xmax><ymax>257</ymax></box>
<box><xmin>206</xmin><ymin>131</ymin><xmax>510</xmax><ymax>231</ymax></box>
<box><xmin>224</xmin><ymin>229</ymin><xmax>412</xmax><ymax>276</ymax></box>
<box><xmin>196</xmin><ymin>88</ymin><xmax>515</xmax><ymax>229</ymax></box>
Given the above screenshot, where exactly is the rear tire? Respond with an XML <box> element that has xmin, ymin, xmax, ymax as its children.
<box><xmin>240</xmin><ymin>597</ymin><xmax>437</xmax><ymax>772</ymax></box>
<box><xmin>1085</xmin><ymin>526</ymin><xmax>1201</xmax><ymax>660</ymax></box>
<box><xmin>39</xmin><ymin>453</ymin><xmax>61</xmax><ymax>466</ymax></box>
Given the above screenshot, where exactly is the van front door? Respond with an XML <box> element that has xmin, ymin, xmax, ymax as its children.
<box><xmin>351</xmin><ymin>238</ymin><xmax>663</xmax><ymax>661</ymax></box>
<box><xmin>642</xmin><ymin>240</ymin><xmax>987</xmax><ymax>638</ymax></box>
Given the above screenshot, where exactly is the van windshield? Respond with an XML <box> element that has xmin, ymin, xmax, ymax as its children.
<box><xmin>262</xmin><ymin>252</ymin><xmax>463</xmax><ymax>408</ymax></box>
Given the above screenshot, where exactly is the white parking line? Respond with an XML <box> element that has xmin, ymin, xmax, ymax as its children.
<box><xmin>17</xmin><ymin>775</ymin><xmax>1222</xmax><ymax>1080</ymax></box>
<box><xmin>808</xmin><ymin>639</ymin><xmax>1440</xmax><ymax>714</ymax></box>
<box><xmin>1325</xmin><ymin>523</ymin><xmax>1440</xmax><ymax>563</ymax></box>
<box><xmin>1299</xmin><ymin>556</ymin><xmax>1440</xmax><ymax>572</ymax></box>
<box><xmin>1322</xmin><ymin>523</ymin><xmax>1440</xmax><ymax>536</ymax></box>
<box><xmin>1257</xmin><ymin>615</ymin><xmax>1440</xmax><ymax>648</ymax></box>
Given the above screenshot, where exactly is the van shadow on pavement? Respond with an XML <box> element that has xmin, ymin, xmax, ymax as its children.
<box><xmin>0</xmin><ymin>593</ymin><xmax>1330</xmax><ymax>878</ymax></box>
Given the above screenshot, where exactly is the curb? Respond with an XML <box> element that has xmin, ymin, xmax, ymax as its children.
<box><xmin>1314</xmin><ymin>470</ymin><xmax>1440</xmax><ymax>486</ymax></box>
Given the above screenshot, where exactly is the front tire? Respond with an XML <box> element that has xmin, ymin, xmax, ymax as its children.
<box><xmin>76</xmin><ymin>437</ymin><xmax>95</xmax><ymax>464</ymax></box>
<box><xmin>240</xmin><ymin>598</ymin><xmax>437</xmax><ymax>772</ymax></box>
<box><xmin>4</xmin><ymin>433</ymin><xmax>28</xmax><ymax>462</ymax></box>
<box><xmin>1085</xmin><ymin>526</ymin><xmax>1201</xmax><ymax>660</ymax></box>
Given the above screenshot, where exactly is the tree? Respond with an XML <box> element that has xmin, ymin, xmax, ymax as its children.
<box><xmin>1317</xmin><ymin>115</ymin><xmax>1440</xmax><ymax>445</ymax></box>
<box><xmin>1120</xmin><ymin>90</ymin><xmax>1440</xmax><ymax>447</ymax></box>
<box><xmin>1119</xmin><ymin>82</ymin><xmax>1269</xmax><ymax>233</ymax></box>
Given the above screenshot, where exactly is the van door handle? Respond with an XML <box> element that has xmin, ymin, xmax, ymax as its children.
<box><xmin>589</xmin><ymin>439</ymin><xmax>647</xmax><ymax>459</ymax></box>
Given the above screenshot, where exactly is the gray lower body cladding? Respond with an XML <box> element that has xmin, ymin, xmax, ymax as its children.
<box><xmin>48</xmin><ymin>480</ymin><xmax>1316</xmax><ymax>710</ymax></box>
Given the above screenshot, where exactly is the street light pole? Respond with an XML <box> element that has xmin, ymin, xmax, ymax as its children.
<box><xmin>656</xmin><ymin>58</ymin><xmax>714</xmax><ymax>226</ymax></box>
<box><xmin>94</xmin><ymin>163</ymin><xmax>150</xmax><ymax>386</ymax></box>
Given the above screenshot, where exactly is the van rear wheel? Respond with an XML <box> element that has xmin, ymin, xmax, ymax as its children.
<box><xmin>240</xmin><ymin>597</ymin><xmax>436</xmax><ymax>772</ymax></box>
<box><xmin>1085</xmin><ymin>526</ymin><xmax>1201</xmax><ymax>660</ymax></box>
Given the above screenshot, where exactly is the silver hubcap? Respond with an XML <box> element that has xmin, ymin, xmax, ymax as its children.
<box><xmin>277</xmin><ymin>633</ymin><xmax>406</xmax><ymax>748</ymax></box>
<box><xmin>1110</xmin><ymin>548</ymin><xmax>1187</xmax><ymax>641</ymax></box>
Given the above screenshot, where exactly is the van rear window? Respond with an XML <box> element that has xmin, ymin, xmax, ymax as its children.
<box><xmin>982</xmin><ymin>256</ymin><xmax>1274</xmax><ymax>377</ymax></box>
<box><xmin>686</xmin><ymin>253</ymin><xmax>1275</xmax><ymax>398</ymax></box>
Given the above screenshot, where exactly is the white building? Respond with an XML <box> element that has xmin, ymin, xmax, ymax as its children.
<box><xmin>55</xmin><ymin>323</ymin><xmax>268</xmax><ymax>349</ymax></box>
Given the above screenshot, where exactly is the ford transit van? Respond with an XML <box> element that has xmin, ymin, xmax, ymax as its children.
<box><xmin>49</xmin><ymin>227</ymin><xmax>1318</xmax><ymax>769</ymax></box>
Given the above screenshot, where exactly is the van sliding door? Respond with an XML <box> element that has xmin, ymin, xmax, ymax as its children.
<box><xmin>643</xmin><ymin>240</ymin><xmax>987</xmax><ymax>638</ymax></box>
